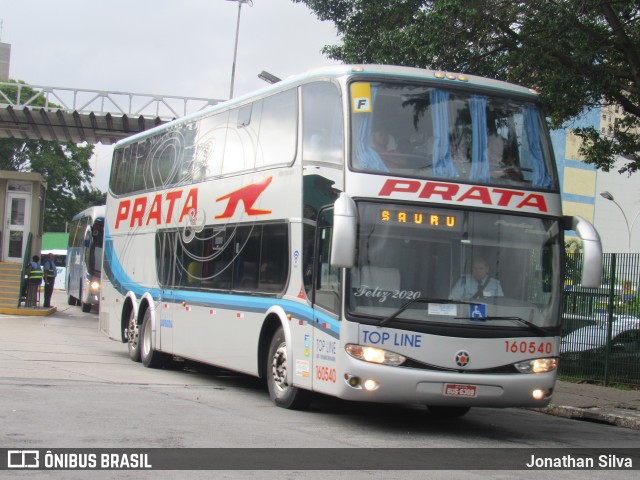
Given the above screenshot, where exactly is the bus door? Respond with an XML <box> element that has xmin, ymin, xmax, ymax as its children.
<box><xmin>156</xmin><ymin>232</ymin><xmax>175</xmax><ymax>354</ymax></box>
<box><xmin>310</xmin><ymin>208</ymin><xmax>342</xmax><ymax>393</ymax></box>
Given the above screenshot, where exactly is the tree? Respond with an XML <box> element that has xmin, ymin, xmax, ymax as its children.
<box><xmin>294</xmin><ymin>0</ymin><xmax>640</xmax><ymax>174</ymax></box>
<box><xmin>0</xmin><ymin>80</ymin><xmax>102</xmax><ymax>231</ymax></box>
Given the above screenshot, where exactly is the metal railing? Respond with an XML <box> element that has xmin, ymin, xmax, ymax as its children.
<box><xmin>0</xmin><ymin>82</ymin><xmax>223</xmax><ymax>121</ymax></box>
<box><xmin>560</xmin><ymin>253</ymin><xmax>640</xmax><ymax>386</ymax></box>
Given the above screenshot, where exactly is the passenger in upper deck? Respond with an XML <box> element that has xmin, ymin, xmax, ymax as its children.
<box><xmin>372</xmin><ymin>128</ymin><xmax>425</xmax><ymax>170</ymax></box>
<box><xmin>488</xmin><ymin>132</ymin><xmax>524</xmax><ymax>182</ymax></box>
<box><xmin>371</xmin><ymin>128</ymin><xmax>399</xmax><ymax>166</ymax></box>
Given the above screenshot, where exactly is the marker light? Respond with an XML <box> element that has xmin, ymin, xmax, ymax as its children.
<box><xmin>90</xmin><ymin>281</ymin><xmax>100</xmax><ymax>291</ymax></box>
<box><xmin>514</xmin><ymin>358</ymin><xmax>558</xmax><ymax>374</ymax></box>
<box><xmin>345</xmin><ymin>344</ymin><xmax>406</xmax><ymax>366</ymax></box>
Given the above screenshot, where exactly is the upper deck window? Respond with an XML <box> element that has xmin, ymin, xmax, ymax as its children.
<box><xmin>350</xmin><ymin>82</ymin><xmax>557</xmax><ymax>190</ymax></box>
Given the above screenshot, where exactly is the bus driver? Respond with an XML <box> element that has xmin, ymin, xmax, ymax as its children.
<box><xmin>450</xmin><ymin>257</ymin><xmax>504</xmax><ymax>300</ymax></box>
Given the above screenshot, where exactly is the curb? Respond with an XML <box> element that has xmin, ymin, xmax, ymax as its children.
<box><xmin>0</xmin><ymin>305</ymin><xmax>57</xmax><ymax>316</ymax></box>
<box><xmin>530</xmin><ymin>405</ymin><xmax>640</xmax><ymax>430</ymax></box>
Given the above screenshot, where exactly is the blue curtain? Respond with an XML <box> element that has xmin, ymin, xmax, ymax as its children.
<box><xmin>469</xmin><ymin>95</ymin><xmax>490</xmax><ymax>182</ymax></box>
<box><xmin>430</xmin><ymin>89</ymin><xmax>458</xmax><ymax>178</ymax></box>
<box><xmin>353</xmin><ymin>86</ymin><xmax>388</xmax><ymax>171</ymax></box>
<box><xmin>524</xmin><ymin>105</ymin><xmax>552</xmax><ymax>188</ymax></box>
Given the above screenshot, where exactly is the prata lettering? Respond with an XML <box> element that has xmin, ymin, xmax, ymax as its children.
<box><xmin>115</xmin><ymin>188</ymin><xmax>198</xmax><ymax>229</ymax></box>
<box><xmin>378</xmin><ymin>180</ymin><xmax>548</xmax><ymax>213</ymax></box>
<box><xmin>362</xmin><ymin>330</ymin><xmax>422</xmax><ymax>347</ymax></box>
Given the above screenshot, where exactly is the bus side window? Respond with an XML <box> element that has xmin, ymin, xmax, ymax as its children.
<box><xmin>302</xmin><ymin>82</ymin><xmax>344</xmax><ymax>164</ymax></box>
<box><xmin>255</xmin><ymin>89</ymin><xmax>297</xmax><ymax>168</ymax></box>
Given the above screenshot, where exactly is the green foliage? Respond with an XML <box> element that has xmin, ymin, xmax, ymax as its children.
<box><xmin>0</xmin><ymin>81</ymin><xmax>100</xmax><ymax>232</ymax></box>
<box><xmin>294</xmin><ymin>0</ymin><xmax>640</xmax><ymax>175</ymax></box>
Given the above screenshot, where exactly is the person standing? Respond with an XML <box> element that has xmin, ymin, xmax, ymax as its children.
<box><xmin>42</xmin><ymin>252</ymin><xmax>57</xmax><ymax>308</ymax></box>
<box><xmin>26</xmin><ymin>255</ymin><xmax>43</xmax><ymax>308</ymax></box>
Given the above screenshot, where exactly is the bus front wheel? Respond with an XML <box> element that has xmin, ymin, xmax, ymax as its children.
<box><xmin>266</xmin><ymin>326</ymin><xmax>310</xmax><ymax>410</ymax></box>
<box><xmin>127</xmin><ymin>309</ymin><xmax>141</xmax><ymax>362</ymax></box>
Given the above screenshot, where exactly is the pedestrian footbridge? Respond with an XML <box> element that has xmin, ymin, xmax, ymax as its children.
<box><xmin>0</xmin><ymin>82</ymin><xmax>223</xmax><ymax>144</ymax></box>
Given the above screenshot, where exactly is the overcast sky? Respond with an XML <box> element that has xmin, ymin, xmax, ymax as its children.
<box><xmin>0</xmin><ymin>0</ymin><xmax>341</xmax><ymax>190</ymax></box>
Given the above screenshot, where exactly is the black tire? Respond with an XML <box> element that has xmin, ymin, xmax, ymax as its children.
<box><xmin>68</xmin><ymin>295</ymin><xmax>76</xmax><ymax>306</ymax></box>
<box><xmin>127</xmin><ymin>309</ymin><xmax>141</xmax><ymax>362</ymax></box>
<box><xmin>266</xmin><ymin>326</ymin><xmax>311</xmax><ymax>410</ymax></box>
<box><xmin>81</xmin><ymin>302</ymin><xmax>92</xmax><ymax>313</ymax></box>
<box><xmin>426</xmin><ymin>406</ymin><xmax>471</xmax><ymax>418</ymax></box>
<box><xmin>140</xmin><ymin>309</ymin><xmax>167</xmax><ymax>368</ymax></box>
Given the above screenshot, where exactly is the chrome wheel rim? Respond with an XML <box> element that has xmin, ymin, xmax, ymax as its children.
<box><xmin>271</xmin><ymin>342</ymin><xmax>287</xmax><ymax>392</ymax></box>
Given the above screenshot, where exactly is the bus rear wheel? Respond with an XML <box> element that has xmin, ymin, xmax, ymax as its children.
<box><xmin>140</xmin><ymin>309</ymin><xmax>167</xmax><ymax>368</ymax></box>
<box><xmin>266</xmin><ymin>326</ymin><xmax>310</xmax><ymax>410</ymax></box>
<box><xmin>426</xmin><ymin>405</ymin><xmax>471</xmax><ymax>418</ymax></box>
<box><xmin>127</xmin><ymin>309</ymin><xmax>141</xmax><ymax>362</ymax></box>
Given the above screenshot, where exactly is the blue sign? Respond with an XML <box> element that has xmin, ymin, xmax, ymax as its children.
<box><xmin>469</xmin><ymin>304</ymin><xmax>486</xmax><ymax>320</ymax></box>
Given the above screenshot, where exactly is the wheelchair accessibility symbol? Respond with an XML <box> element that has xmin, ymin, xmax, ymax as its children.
<box><xmin>470</xmin><ymin>304</ymin><xmax>486</xmax><ymax>320</ymax></box>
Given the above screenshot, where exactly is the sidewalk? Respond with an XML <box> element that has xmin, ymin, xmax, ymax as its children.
<box><xmin>533</xmin><ymin>380</ymin><xmax>640</xmax><ymax>430</ymax></box>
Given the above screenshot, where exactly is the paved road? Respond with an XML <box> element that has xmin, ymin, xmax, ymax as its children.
<box><xmin>1</xmin><ymin>291</ymin><xmax>638</xmax><ymax>479</ymax></box>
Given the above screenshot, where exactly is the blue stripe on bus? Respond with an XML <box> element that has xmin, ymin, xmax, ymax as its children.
<box><xmin>104</xmin><ymin>228</ymin><xmax>340</xmax><ymax>338</ymax></box>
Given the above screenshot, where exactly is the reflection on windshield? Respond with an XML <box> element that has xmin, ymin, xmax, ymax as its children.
<box><xmin>347</xmin><ymin>202</ymin><xmax>562</xmax><ymax>329</ymax></box>
<box><xmin>350</xmin><ymin>82</ymin><xmax>557</xmax><ymax>190</ymax></box>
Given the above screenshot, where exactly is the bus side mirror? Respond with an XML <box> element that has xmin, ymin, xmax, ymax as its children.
<box><xmin>330</xmin><ymin>192</ymin><xmax>357</xmax><ymax>268</ymax></box>
<box><xmin>564</xmin><ymin>215</ymin><xmax>603</xmax><ymax>288</ymax></box>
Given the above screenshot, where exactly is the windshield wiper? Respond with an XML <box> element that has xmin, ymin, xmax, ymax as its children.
<box><xmin>379</xmin><ymin>297</ymin><xmax>478</xmax><ymax>327</ymax></box>
<box><xmin>455</xmin><ymin>316</ymin><xmax>548</xmax><ymax>336</ymax></box>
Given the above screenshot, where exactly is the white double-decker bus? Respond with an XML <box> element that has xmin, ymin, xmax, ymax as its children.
<box><xmin>100</xmin><ymin>65</ymin><xmax>602</xmax><ymax>416</ymax></box>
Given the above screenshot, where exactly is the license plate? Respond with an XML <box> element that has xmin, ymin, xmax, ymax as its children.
<box><xmin>443</xmin><ymin>383</ymin><xmax>477</xmax><ymax>397</ymax></box>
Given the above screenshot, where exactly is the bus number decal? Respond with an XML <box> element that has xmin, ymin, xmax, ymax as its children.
<box><xmin>316</xmin><ymin>366</ymin><xmax>336</xmax><ymax>383</ymax></box>
<box><xmin>504</xmin><ymin>340</ymin><xmax>553</xmax><ymax>355</ymax></box>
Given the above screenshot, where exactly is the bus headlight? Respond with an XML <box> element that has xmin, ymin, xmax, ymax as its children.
<box><xmin>90</xmin><ymin>281</ymin><xmax>100</xmax><ymax>291</ymax></box>
<box><xmin>514</xmin><ymin>358</ymin><xmax>558</xmax><ymax>374</ymax></box>
<box><xmin>345</xmin><ymin>344</ymin><xmax>406</xmax><ymax>366</ymax></box>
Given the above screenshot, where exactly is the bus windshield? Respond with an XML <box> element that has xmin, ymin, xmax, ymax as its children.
<box><xmin>347</xmin><ymin>202</ymin><xmax>562</xmax><ymax>330</ymax></box>
<box><xmin>350</xmin><ymin>81</ymin><xmax>557</xmax><ymax>190</ymax></box>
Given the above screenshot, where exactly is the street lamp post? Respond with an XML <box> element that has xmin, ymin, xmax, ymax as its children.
<box><xmin>226</xmin><ymin>0</ymin><xmax>253</xmax><ymax>100</ymax></box>
<box><xmin>600</xmin><ymin>191</ymin><xmax>640</xmax><ymax>253</ymax></box>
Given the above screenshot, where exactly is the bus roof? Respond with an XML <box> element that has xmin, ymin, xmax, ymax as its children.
<box><xmin>115</xmin><ymin>64</ymin><xmax>540</xmax><ymax>149</ymax></box>
<box><xmin>71</xmin><ymin>205</ymin><xmax>106</xmax><ymax>222</ymax></box>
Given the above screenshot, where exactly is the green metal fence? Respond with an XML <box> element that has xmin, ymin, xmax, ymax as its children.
<box><xmin>560</xmin><ymin>253</ymin><xmax>640</xmax><ymax>386</ymax></box>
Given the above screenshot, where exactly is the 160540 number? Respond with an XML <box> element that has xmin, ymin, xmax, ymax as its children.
<box><xmin>505</xmin><ymin>340</ymin><xmax>553</xmax><ymax>355</ymax></box>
